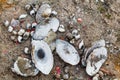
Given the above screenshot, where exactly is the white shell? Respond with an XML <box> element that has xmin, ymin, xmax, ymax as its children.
<box><xmin>26</xmin><ymin>23</ymin><xmax>31</xmax><ymax>29</ymax></box>
<box><xmin>75</xmin><ymin>34</ymin><xmax>80</xmax><ymax>40</ymax></box>
<box><xmin>23</xmin><ymin>32</ymin><xmax>30</xmax><ymax>40</ymax></box>
<box><xmin>11</xmin><ymin>57</ymin><xmax>39</xmax><ymax>77</ymax></box>
<box><xmin>58</xmin><ymin>25</ymin><xmax>65</xmax><ymax>32</ymax></box>
<box><xmin>86</xmin><ymin>47</ymin><xmax>107</xmax><ymax>76</ymax></box>
<box><xmin>31</xmin><ymin>40</ymin><xmax>54</xmax><ymax>75</ymax></box>
<box><xmin>30</xmin><ymin>10</ymin><xmax>35</xmax><ymax>16</ymax></box>
<box><xmin>17</xmin><ymin>36</ymin><xmax>23</xmax><ymax>43</ymax></box>
<box><xmin>24</xmin><ymin>47</ymin><xmax>29</xmax><ymax>54</ymax></box>
<box><xmin>56</xmin><ymin>39</ymin><xmax>80</xmax><ymax>65</ymax></box>
<box><xmin>79</xmin><ymin>40</ymin><xmax>84</xmax><ymax>49</ymax></box>
<box><xmin>36</xmin><ymin>3</ymin><xmax>51</xmax><ymax>23</ymax></box>
<box><xmin>33</xmin><ymin>18</ymin><xmax>59</xmax><ymax>40</ymax></box>
<box><xmin>8</xmin><ymin>26</ymin><xmax>13</xmax><ymax>32</ymax></box>
<box><xmin>18</xmin><ymin>29</ymin><xmax>25</xmax><ymax>36</ymax></box>
<box><xmin>4</xmin><ymin>20</ymin><xmax>9</xmax><ymax>27</ymax></box>
<box><xmin>19</xmin><ymin>14</ymin><xmax>27</xmax><ymax>19</ymax></box>
<box><xmin>25</xmin><ymin>4</ymin><xmax>31</xmax><ymax>10</ymax></box>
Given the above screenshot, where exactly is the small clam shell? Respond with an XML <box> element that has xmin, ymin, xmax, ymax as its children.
<box><xmin>11</xmin><ymin>57</ymin><xmax>39</xmax><ymax>77</ymax></box>
<box><xmin>4</xmin><ymin>20</ymin><xmax>9</xmax><ymax>27</ymax></box>
<box><xmin>8</xmin><ymin>26</ymin><xmax>13</xmax><ymax>32</ymax></box>
<box><xmin>24</xmin><ymin>47</ymin><xmax>30</xmax><ymax>54</ymax></box>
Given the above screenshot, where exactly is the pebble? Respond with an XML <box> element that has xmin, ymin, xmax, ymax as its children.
<box><xmin>30</xmin><ymin>10</ymin><xmax>35</xmax><ymax>16</ymax></box>
<box><xmin>10</xmin><ymin>36</ymin><xmax>16</xmax><ymax>41</ymax></box>
<box><xmin>4</xmin><ymin>20</ymin><xmax>9</xmax><ymax>27</ymax></box>
<box><xmin>63</xmin><ymin>74</ymin><xmax>69</xmax><ymax>79</ymax></box>
<box><xmin>92</xmin><ymin>74</ymin><xmax>99</xmax><ymax>80</ymax></box>
<box><xmin>8</xmin><ymin>26</ymin><xmax>13</xmax><ymax>32</ymax></box>
<box><xmin>26</xmin><ymin>23</ymin><xmax>31</xmax><ymax>29</ymax></box>
<box><xmin>58</xmin><ymin>25</ymin><xmax>65</xmax><ymax>32</ymax></box>
<box><xmin>25</xmin><ymin>4</ymin><xmax>31</xmax><ymax>10</ymax></box>
<box><xmin>42</xmin><ymin>8</ymin><xmax>52</xmax><ymax>17</ymax></box>
<box><xmin>77</xmin><ymin>18</ymin><xmax>82</xmax><ymax>23</ymax></box>
<box><xmin>23</xmin><ymin>32</ymin><xmax>30</xmax><ymax>40</ymax></box>
<box><xmin>51</xmin><ymin>10</ymin><xmax>57</xmax><ymax>16</ymax></box>
<box><xmin>98</xmin><ymin>71</ymin><xmax>104</xmax><ymax>77</ymax></box>
<box><xmin>7</xmin><ymin>0</ymin><xmax>13</xmax><ymax>5</ymax></box>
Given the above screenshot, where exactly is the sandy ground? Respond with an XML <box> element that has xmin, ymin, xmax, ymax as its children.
<box><xmin>0</xmin><ymin>0</ymin><xmax>120</xmax><ymax>80</ymax></box>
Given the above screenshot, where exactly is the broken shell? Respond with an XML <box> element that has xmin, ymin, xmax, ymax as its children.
<box><xmin>32</xmin><ymin>22</ymin><xmax>37</xmax><ymax>28</ymax></box>
<box><xmin>19</xmin><ymin>14</ymin><xmax>27</xmax><ymax>20</ymax></box>
<box><xmin>86</xmin><ymin>47</ymin><xmax>107</xmax><ymax>76</ymax></box>
<box><xmin>58</xmin><ymin>25</ymin><xmax>65</xmax><ymax>32</ymax></box>
<box><xmin>72</xmin><ymin>29</ymin><xmax>78</xmax><ymax>36</ymax></box>
<box><xmin>36</xmin><ymin>3</ymin><xmax>51</xmax><ymax>23</ymax></box>
<box><xmin>18</xmin><ymin>29</ymin><xmax>25</xmax><ymax>36</ymax></box>
<box><xmin>11</xmin><ymin>57</ymin><xmax>39</xmax><ymax>77</ymax></box>
<box><xmin>4</xmin><ymin>20</ymin><xmax>9</xmax><ymax>27</ymax></box>
<box><xmin>33</xmin><ymin>18</ymin><xmax>59</xmax><ymax>40</ymax></box>
<box><xmin>22</xmin><ymin>32</ymin><xmax>30</xmax><ymax>40</ymax></box>
<box><xmin>75</xmin><ymin>34</ymin><xmax>80</xmax><ymax>40</ymax></box>
<box><xmin>56</xmin><ymin>39</ymin><xmax>80</xmax><ymax>65</ymax></box>
<box><xmin>79</xmin><ymin>40</ymin><xmax>84</xmax><ymax>49</ymax></box>
<box><xmin>31</xmin><ymin>40</ymin><xmax>54</xmax><ymax>75</ymax></box>
<box><xmin>44</xmin><ymin>30</ymin><xmax>57</xmax><ymax>44</ymax></box>
<box><xmin>24</xmin><ymin>47</ymin><xmax>30</xmax><ymax>54</ymax></box>
<box><xmin>8</xmin><ymin>26</ymin><xmax>13</xmax><ymax>32</ymax></box>
<box><xmin>30</xmin><ymin>10</ymin><xmax>36</xmax><ymax>16</ymax></box>
<box><xmin>17</xmin><ymin>36</ymin><xmax>23</xmax><ymax>43</ymax></box>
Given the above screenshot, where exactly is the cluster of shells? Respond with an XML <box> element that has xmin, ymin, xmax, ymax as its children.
<box><xmin>4</xmin><ymin>2</ymin><xmax>108</xmax><ymax>79</ymax></box>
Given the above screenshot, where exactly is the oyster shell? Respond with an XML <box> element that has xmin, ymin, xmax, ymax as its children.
<box><xmin>31</xmin><ymin>40</ymin><xmax>54</xmax><ymax>75</ymax></box>
<box><xmin>86</xmin><ymin>47</ymin><xmax>107</xmax><ymax>76</ymax></box>
<box><xmin>56</xmin><ymin>39</ymin><xmax>80</xmax><ymax>65</ymax></box>
<box><xmin>11</xmin><ymin>57</ymin><xmax>39</xmax><ymax>77</ymax></box>
<box><xmin>33</xmin><ymin>18</ymin><xmax>59</xmax><ymax>40</ymax></box>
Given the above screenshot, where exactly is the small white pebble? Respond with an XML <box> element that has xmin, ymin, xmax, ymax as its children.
<box><xmin>30</xmin><ymin>31</ymin><xmax>34</xmax><ymax>36</ymax></box>
<box><xmin>75</xmin><ymin>34</ymin><xmax>80</xmax><ymax>40</ymax></box>
<box><xmin>23</xmin><ymin>32</ymin><xmax>30</xmax><ymax>40</ymax></box>
<box><xmin>79</xmin><ymin>40</ymin><xmax>84</xmax><ymax>49</ymax></box>
<box><xmin>19</xmin><ymin>14</ymin><xmax>27</xmax><ymax>19</ymax></box>
<box><xmin>70</xmin><ymin>39</ymin><xmax>75</xmax><ymax>44</ymax></box>
<box><xmin>17</xmin><ymin>36</ymin><xmax>23</xmax><ymax>43</ymax></box>
<box><xmin>92</xmin><ymin>74</ymin><xmax>99</xmax><ymax>80</ymax></box>
<box><xmin>58</xmin><ymin>25</ymin><xmax>65</xmax><ymax>32</ymax></box>
<box><xmin>8</xmin><ymin>26</ymin><xmax>13</xmax><ymax>32</ymax></box>
<box><xmin>10</xmin><ymin>36</ymin><xmax>16</xmax><ymax>41</ymax></box>
<box><xmin>30</xmin><ymin>10</ymin><xmax>35</xmax><ymax>16</ymax></box>
<box><xmin>4</xmin><ymin>20</ymin><xmax>9</xmax><ymax>27</ymax></box>
<box><xmin>24</xmin><ymin>47</ymin><xmax>29</xmax><ymax>54</ymax></box>
<box><xmin>63</xmin><ymin>74</ymin><xmax>69</xmax><ymax>79</ymax></box>
<box><xmin>18</xmin><ymin>29</ymin><xmax>25</xmax><ymax>36</ymax></box>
